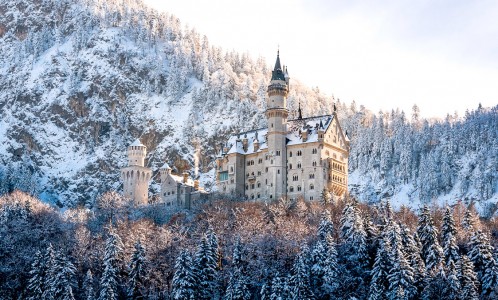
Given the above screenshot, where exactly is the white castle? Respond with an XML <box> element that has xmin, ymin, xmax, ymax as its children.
<box><xmin>121</xmin><ymin>51</ymin><xmax>349</xmax><ymax>207</ymax></box>
<box><xmin>120</xmin><ymin>140</ymin><xmax>205</xmax><ymax>208</ymax></box>
<box><xmin>215</xmin><ymin>52</ymin><xmax>350</xmax><ymax>201</ymax></box>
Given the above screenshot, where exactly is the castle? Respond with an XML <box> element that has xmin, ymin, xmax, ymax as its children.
<box><xmin>120</xmin><ymin>139</ymin><xmax>206</xmax><ymax>208</ymax></box>
<box><xmin>215</xmin><ymin>52</ymin><xmax>350</xmax><ymax>201</ymax></box>
<box><xmin>121</xmin><ymin>51</ymin><xmax>349</xmax><ymax>207</ymax></box>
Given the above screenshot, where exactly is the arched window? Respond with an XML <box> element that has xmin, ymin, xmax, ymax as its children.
<box><xmin>257</xmin><ymin>182</ymin><xmax>261</xmax><ymax>188</ymax></box>
<box><xmin>289</xmin><ymin>164</ymin><xmax>293</xmax><ymax>169</ymax></box>
<box><xmin>312</xmin><ymin>161</ymin><xmax>317</xmax><ymax>167</ymax></box>
<box><xmin>289</xmin><ymin>151</ymin><xmax>293</xmax><ymax>157</ymax></box>
<box><xmin>289</xmin><ymin>186</ymin><xmax>294</xmax><ymax>192</ymax></box>
<box><xmin>297</xmin><ymin>186</ymin><xmax>302</xmax><ymax>191</ymax></box>
<box><xmin>297</xmin><ymin>162</ymin><xmax>302</xmax><ymax>168</ymax></box>
<box><xmin>293</xmin><ymin>175</ymin><xmax>298</xmax><ymax>181</ymax></box>
<box><xmin>310</xmin><ymin>184</ymin><xmax>314</xmax><ymax>190</ymax></box>
<box><xmin>245</xmin><ymin>184</ymin><xmax>249</xmax><ymax>190</ymax></box>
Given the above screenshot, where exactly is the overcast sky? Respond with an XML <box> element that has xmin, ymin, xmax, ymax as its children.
<box><xmin>144</xmin><ymin>0</ymin><xmax>498</xmax><ymax>118</ymax></box>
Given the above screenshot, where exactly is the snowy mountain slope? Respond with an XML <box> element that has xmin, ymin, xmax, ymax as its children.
<box><xmin>0</xmin><ymin>0</ymin><xmax>334</xmax><ymax>206</ymax></box>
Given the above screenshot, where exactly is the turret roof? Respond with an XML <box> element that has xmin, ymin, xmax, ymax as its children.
<box><xmin>130</xmin><ymin>139</ymin><xmax>145</xmax><ymax>147</ymax></box>
<box><xmin>271</xmin><ymin>51</ymin><xmax>286</xmax><ymax>81</ymax></box>
<box><xmin>160</xmin><ymin>163</ymin><xmax>172</xmax><ymax>170</ymax></box>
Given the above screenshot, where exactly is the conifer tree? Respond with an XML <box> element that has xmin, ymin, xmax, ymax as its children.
<box><xmin>172</xmin><ymin>250</ymin><xmax>197</xmax><ymax>300</ymax></box>
<box><xmin>99</xmin><ymin>230</ymin><xmax>124</xmax><ymax>300</ymax></box>
<box><xmin>290</xmin><ymin>252</ymin><xmax>315</xmax><ymax>300</ymax></box>
<box><xmin>49</xmin><ymin>251</ymin><xmax>76</xmax><ymax>300</ymax></box>
<box><xmin>310</xmin><ymin>239</ymin><xmax>327</xmax><ymax>297</ymax></box>
<box><xmin>460</xmin><ymin>255</ymin><xmax>480</xmax><ymax>300</ymax></box>
<box><xmin>386</xmin><ymin>224</ymin><xmax>416</xmax><ymax>300</ymax></box>
<box><xmin>400</xmin><ymin>225</ymin><xmax>426</xmax><ymax>289</ymax></box>
<box><xmin>27</xmin><ymin>250</ymin><xmax>48</xmax><ymax>300</ymax></box>
<box><xmin>84</xmin><ymin>270</ymin><xmax>95</xmax><ymax>300</ymax></box>
<box><xmin>317</xmin><ymin>209</ymin><xmax>334</xmax><ymax>242</ymax></box>
<box><xmin>441</xmin><ymin>206</ymin><xmax>460</xmax><ymax>265</ymax></box>
<box><xmin>270</xmin><ymin>273</ymin><xmax>285</xmax><ymax>300</ymax></box>
<box><xmin>444</xmin><ymin>260</ymin><xmax>461</xmax><ymax>300</ymax></box>
<box><xmin>481</xmin><ymin>256</ymin><xmax>498</xmax><ymax>298</ymax></box>
<box><xmin>127</xmin><ymin>241</ymin><xmax>147</xmax><ymax>300</ymax></box>
<box><xmin>322</xmin><ymin>235</ymin><xmax>340</xmax><ymax>296</ymax></box>
<box><xmin>224</xmin><ymin>237</ymin><xmax>251</xmax><ymax>300</ymax></box>
<box><xmin>368</xmin><ymin>237</ymin><xmax>391</xmax><ymax>300</ymax></box>
<box><xmin>260</xmin><ymin>279</ymin><xmax>272</xmax><ymax>300</ymax></box>
<box><xmin>42</xmin><ymin>243</ymin><xmax>57</xmax><ymax>300</ymax></box>
<box><xmin>421</xmin><ymin>267</ymin><xmax>448</xmax><ymax>300</ymax></box>
<box><xmin>194</xmin><ymin>234</ymin><xmax>218</xmax><ymax>300</ymax></box>
<box><xmin>468</xmin><ymin>230</ymin><xmax>495</xmax><ymax>281</ymax></box>
<box><xmin>417</xmin><ymin>205</ymin><xmax>443</xmax><ymax>272</ymax></box>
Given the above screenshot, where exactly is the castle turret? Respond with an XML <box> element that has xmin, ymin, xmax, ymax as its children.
<box><xmin>266</xmin><ymin>51</ymin><xmax>289</xmax><ymax>200</ymax></box>
<box><xmin>121</xmin><ymin>139</ymin><xmax>152</xmax><ymax>205</ymax></box>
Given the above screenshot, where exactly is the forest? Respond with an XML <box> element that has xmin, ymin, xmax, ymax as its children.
<box><xmin>1</xmin><ymin>190</ymin><xmax>497</xmax><ymax>299</ymax></box>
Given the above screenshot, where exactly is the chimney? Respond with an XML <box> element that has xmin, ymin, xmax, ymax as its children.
<box><xmin>301</xmin><ymin>128</ymin><xmax>308</xmax><ymax>142</ymax></box>
<box><xmin>183</xmin><ymin>171</ymin><xmax>188</xmax><ymax>184</ymax></box>
<box><xmin>194</xmin><ymin>180</ymin><xmax>199</xmax><ymax>190</ymax></box>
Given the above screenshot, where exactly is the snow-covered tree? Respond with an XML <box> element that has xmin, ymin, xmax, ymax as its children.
<box><xmin>460</xmin><ymin>255</ymin><xmax>480</xmax><ymax>300</ymax></box>
<box><xmin>290</xmin><ymin>251</ymin><xmax>315</xmax><ymax>300</ymax></box>
<box><xmin>193</xmin><ymin>233</ymin><xmax>218</xmax><ymax>300</ymax></box>
<box><xmin>417</xmin><ymin>205</ymin><xmax>443</xmax><ymax>272</ymax></box>
<box><xmin>99</xmin><ymin>229</ymin><xmax>124</xmax><ymax>300</ymax></box>
<box><xmin>441</xmin><ymin>206</ymin><xmax>460</xmax><ymax>265</ymax></box>
<box><xmin>172</xmin><ymin>250</ymin><xmax>197</xmax><ymax>300</ymax></box>
<box><xmin>27</xmin><ymin>250</ymin><xmax>48</xmax><ymax>300</ymax></box>
<box><xmin>84</xmin><ymin>270</ymin><xmax>95</xmax><ymax>300</ymax></box>
<box><xmin>368</xmin><ymin>237</ymin><xmax>391</xmax><ymax>300</ymax></box>
<box><xmin>127</xmin><ymin>241</ymin><xmax>147</xmax><ymax>299</ymax></box>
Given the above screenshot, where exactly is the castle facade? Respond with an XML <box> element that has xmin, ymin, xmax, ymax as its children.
<box><xmin>216</xmin><ymin>52</ymin><xmax>349</xmax><ymax>201</ymax></box>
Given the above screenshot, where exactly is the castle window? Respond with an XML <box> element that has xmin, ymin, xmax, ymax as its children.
<box><xmin>251</xmin><ymin>160</ymin><xmax>255</xmax><ymax>165</ymax></box>
<box><xmin>167</xmin><ymin>192</ymin><xmax>170</xmax><ymax>195</ymax></box>
<box><xmin>257</xmin><ymin>171</ymin><xmax>262</xmax><ymax>176</ymax></box>
<box><xmin>297</xmin><ymin>162</ymin><xmax>302</xmax><ymax>169</ymax></box>
<box><xmin>289</xmin><ymin>164</ymin><xmax>292</xmax><ymax>169</ymax></box>
<box><xmin>230</xmin><ymin>179</ymin><xmax>234</xmax><ymax>184</ymax></box>
<box><xmin>251</xmin><ymin>194</ymin><xmax>254</xmax><ymax>199</ymax></box>
<box><xmin>310</xmin><ymin>196</ymin><xmax>314</xmax><ymax>200</ymax></box>
<box><xmin>271</xmin><ymin>160</ymin><xmax>273</xmax><ymax>164</ymax></box>
<box><xmin>230</xmin><ymin>166</ymin><xmax>234</xmax><ymax>172</ymax></box>
<box><xmin>289</xmin><ymin>151</ymin><xmax>293</xmax><ymax>157</ymax></box>
<box><xmin>257</xmin><ymin>182</ymin><xmax>261</xmax><ymax>188</ymax></box>
<box><xmin>251</xmin><ymin>184</ymin><xmax>255</xmax><ymax>189</ymax></box>
<box><xmin>257</xmin><ymin>193</ymin><xmax>260</xmax><ymax>198</ymax></box>
<box><xmin>172</xmin><ymin>191</ymin><xmax>175</xmax><ymax>195</ymax></box>
<box><xmin>309</xmin><ymin>173</ymin><xmax>315</xmax><ymax>179</ymax></box>
<box><xmin>312</xmin><ymin>148</ymin><xmax>317</xmax><ymax>154</ymax></box>
<box><xmin>297</xmin><ymin>186</ymin><xmax>302</xmax><ymax>191</ymax></box>
<box><xmin>276</xmin><ymin>151</ymin><xmax>281</xmax><ymax>156</ymax></box>
<box><xmin>163</xmin><ymin>192</ymin><xmax>166</xmax><ymax>196</ymax></box>
<box><xmin>258</xmin><ymin>158</ymin><xmax>263</xmax><ymax>164</ymax></box>
<box><xmin>310</xmin><ymin>184</ymin><xmax>314</xmax><ymax>190</ymax></box>
<box><xmin>277</xmin><ymin>170</ymin><xmax>280</xmax><ymax>174</ymax></box>
<box><xmin>297</xmin><ymin>151</ymin><xmax>302</xmax><ymax>156</ymax></box>
<box><xmin>271</xmin><ymin>123</ymin><xmax>274</xmax><ymax>128</ymax></box>
<box><xmin>266</xmin><ymin>167</ymin><xmax>268</xmax><ymax>172</ymax></box>
<box><xmin>289</xmin><ymin>186</ymin><xmax>294</xmax><ymax>192</ymax></box>
<box><xmin>246</xmin><ymin>184</ymin><xmax>249</xmax><ymax>190</ymax></box>
<box><xmin>247</xmin><ymin>161</ymin><xmax>251</xmax><ymax>166</ymax></box>
<box><xmin>292</xmin><ymin>175</ymin><xmax>298</xmax><ymax>181</ymax></box>
<box><xmin>312</xmin><ymin>161</ymin><xmax>317</xmax><ymax>167</ymax></box>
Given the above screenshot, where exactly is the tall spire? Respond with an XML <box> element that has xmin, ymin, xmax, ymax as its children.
<box><xmin>298</xmin><ymin>101</ymin><xmax>303</xmax><ymax>119</ymax></box>
<box><xmin>271</xmin><ymin>50</ymin><xmax>285</xmax><ymax>81</ymax></box>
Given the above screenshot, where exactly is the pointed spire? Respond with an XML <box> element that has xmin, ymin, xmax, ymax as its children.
<box><xmin>319</xmin><ymin>120</ymin><xmax>324</xmax><ymax>129</ymax></box>
<box><xmin>271</xmin><ymin>49</ymin><xmax>285</xmax><ymax>81</ymax></box>
<box><xmin>298</xmin><ymin>101</ymin><xmax>303</xmax><ymax>120</ymax></box>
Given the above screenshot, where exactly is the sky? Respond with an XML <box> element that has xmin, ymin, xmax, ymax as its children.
<box><xmin>143</xmin><ymin>0</ymin><xmax>498</xmax><ymax>118</ymax></box>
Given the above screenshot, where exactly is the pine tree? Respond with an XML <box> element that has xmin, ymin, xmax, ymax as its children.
<box><xmin>270</xmin><ymin>273</ymin><xmax>285</xmax><ymax>300</ymax></box>
<box><xmin>421</xmin><ymin>267</ymin><xmax>448</xmax><ymax>300</ymax></box>
<box><xmin>417</xmin><ymin>205</ymin><xmax>443</xmax><ymax>272</ymax></box>
<box><xmin>49</xmin><ymin>251</ymin><xmax>76</xmax><ymax>300</ymax></box>
<box><xmin>317</xmin><ymin>209</ymin><xmax>334</xmax><ymax>242</ymax></box>
<box><xmin>260</xmin><ymin>279</ymin><xmax>272</xmax><ymax>300</ymax></box>
<box><xmin>84</xmin><ymin>270</ymin><xmax>95</xmax><ymax>300</ymax></box>
<box><xmin>99</xmin><ymin>230</ymin><xmax>124</xmax><ymax>300</ymax></box>
<box><xmin>42</xmin><ymin>243</ymin><xmax>57</xmax><ymax>300</ymax></box>
<box><xmin>172</xmin><ymin>250</ymin><xmax>197</xmax><ymax>300</ymax></box>
<box><xmin>460</xmin><ymin>255</ymin><xmax>480</xmax><ymax>300</ymax></box>
<box><xmin>193</xmin><ymin>233</ymin><xmax>218</xmax><ymax>300</ymax></box>
<box><xmin>481</xmin><ymin>256</ymin><xmax>498</xmax><ymax>298</ymax></box>
<box><xmin>400</xmin><ymin>225</ymin><xmax>426</xmax><ymax>290</ymax></box>
<box><xmin>224</xmin><ymin>237</ymin><xmax>251</xmax><ymax>300</ymax></box>
<box><xmin>441</xmin><ymin>206</ymin><xmax>460</xmax><ymax>265</ymax></box>
<box><xmin>290</xmin><ymin>252</ymin><xmax>315</xmax><ymax>300</ymax></box>
<box><xmin>386</xmin><ymin>223</ymin><xmax>416</xmax><ymax>300</ymax></box>
<box><xmin>368</xmin><ymin>237</ymin><xmax>391</xmax><ymax>300</ymax></box>
<box><xmin>127</xmin><ymin>241</ymin><xmax>147</xmax><ymax>300</ymax></box>
<box><xmin>468</xmin><ymin>230</ymin><xmax>495</xmax><ymax>281</ymax></box>
<box><xmin>27</xmin><ymin>250</ymin><xmax>48</xmax><ymax>300</ymax></box>
<box><xmin>322</xmin><ymin>235</ymin><xmax>339</xmax><ymax>296</ymax></box>
<box><xmin>444</xmin><ymin>260</ymin><xmax>461</xmax><ymax>300</ymax></box>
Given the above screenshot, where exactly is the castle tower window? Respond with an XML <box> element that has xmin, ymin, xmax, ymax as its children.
<box><xmin>246</xmin><ymin>184</ymin><xmax>249</xmax><ymax>190</ymax></box>
<box><xmin>277</xmin><ymin>170</ymin><xmax>280</xmax><ymax>174</ymax></box>
<box><xmin>310</xmin><ymin>196</ymin><xmax>314</xmax><ymax>200</ymax></box>
<box><xmin>310</xmin><ymin>184</ymin><xmax>314</xmax><ymax>190</ymax></box>
<box><xmin>309</xmin><ymin>173</ymin><xmax>315</xmax><ymax>179</ymax></box>
<box><xmin>257</xmin><ymin>182</ymin><xmax>261</xmax><ymax>188</ymax></box>
<box><xmin>297</xmin><ymin>162</ymin><xmax>302</xmax><ymax>169</ymax></box>
<box><xmin>276</xmin><ymin>151</ymin><xmax>281</xmax><ymax>156</ymax></box>
<box><xmin>312</xmin><ymin>161</ymin><xmax>317</xmax><ymax>167</ymax></box>
<box><xmin>297</xmin><ymin>151</ymin><xmax>302</xmax><ymax>156</ymax></box>
<box><xmin>289</xmin><ymin>164</ymin><xmax>293</xmax><ymax>169</ymax></box>
<box><xmin>258</xmin><ymin>158</ymin><xmax>263</xmax><ymax>164</ymax></box>
<box><xmin>251</xmin><ymin>184</ymin><xmax>255</xmax><ymax>189</ymax></box>
<box><xmin>297</xmin><ymin>186</ymin><xmax>302</xmax><ymax>191</ymax></box>
<box><xmin>289</xmin><ymin>186</ymin><xmax>294</xmax><ymax>192</ymax></box>
<box><xmin>289</xmin><ymin>151</ymin><xmax>293</xmax><ymax>157</ymax></box>
<box><xmin>292</xmin><ymin>175</ymin><xmax>298</xmax><ymax>181</ymax></box>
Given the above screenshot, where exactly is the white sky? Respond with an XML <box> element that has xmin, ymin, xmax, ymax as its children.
<box><xmin>144</xmin><ymin>0</ymin><xmax>498</xmax><ymax>118</ymax></box>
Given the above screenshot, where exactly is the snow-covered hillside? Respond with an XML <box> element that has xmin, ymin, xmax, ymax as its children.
<box><xmin>0</xmin><ymin>0</ymin><xmax>497</xmax><ymax>210</ymax></box>
<box><xmin>0</xmin><ymin>0</ymin><xmax>333</xmax><ymax>206</ymax></box>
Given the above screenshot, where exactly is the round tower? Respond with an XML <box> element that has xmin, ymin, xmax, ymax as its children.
<box><xmin>121</xmin><ymin>139</ymin><xmax>151</xmax><ymax>205</ymax></box>
<box><xmin>266</xmin><ymin>50</ymin><xmax>289</xmax><ymax>200</ymax></box>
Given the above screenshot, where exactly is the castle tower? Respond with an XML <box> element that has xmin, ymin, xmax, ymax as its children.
<box><xmin>266</xmin><ymin>51</ymin><xmax>289</xmax><ymax>200</ymax></box>
<box><xmin>121</xmin><ymin>139</ymin><xmax>152</xmax><ymax>205</ymax></box>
